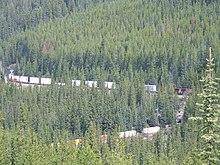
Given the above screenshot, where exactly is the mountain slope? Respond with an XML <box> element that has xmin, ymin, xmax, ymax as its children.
<box><xmin>1</xmin><ymin>0</ymin><xmax>219</xmax><ymax>85</ymax></box>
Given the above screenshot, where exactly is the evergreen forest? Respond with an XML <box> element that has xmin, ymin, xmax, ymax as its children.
<box><xmin>0</xmin><ymin>0</ymin><xmax>219</xmax><ymax>164</ymax></box>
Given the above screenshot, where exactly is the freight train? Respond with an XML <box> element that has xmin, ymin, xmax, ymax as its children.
<box><xmin>7</xmin><ymin>73</ymin><xmax>160</xmax><ymax>92</ymax></box>
<box><xmin>7</xmin><ymin>73</ymin><xmax>115</xmax><ymax>89</ymax></box>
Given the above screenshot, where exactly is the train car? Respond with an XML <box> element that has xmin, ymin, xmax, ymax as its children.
<box><xmin>142</xmin><ymin>126</ymin><xmax>160</xmax><ymax>137</ymax></box>
<box><xmin>119</xmin><ymin>130</ymin><xmax>137</xmax><ymax>138</ymax></box>
<box><xmin>72</xmin><ymin>80</ymin><xmax>81</xmax><ymax>86</ymax></box>
<box><xmin>19</xmin><ymin>76</ymin><xmax>29</xmax><ymax>83</ymax></box>
<box><xmin>74</xmin><ymin>139</ymin><xmax>82</xmax><ymax>146</ymax></box>
<box><xmin>124</xmin><ymin>130</ymin><xmax>137</xmax><ymax>138</ymax></box>
<box><xmin>145</xmin><ymin>85</ymin><xmax>157</xmax><ymax>92</ymax></box>
<box><xmin>11</xmin><ymin>75</ymin><xmax>20</xmax><ymax>82</ymax></box>
<box><xmin>104</xmin><ymin>82</ymin><xmax>115</xmax><ymax>89</ymax></box>
<box><xmin>174</xmin><ymin>88</ymin><xmax>192</xmax><ymax>95</ymax></box>
<box><xmin>100</xmin><ymin>135</ymin><xmax>108</xmax><ymax>143</ymax></box>
<box><xmin>41</xmin><ymin>78</ymin><xmax>51</xmax><ymax>85</ymax></box>
<box><xmin>66</xmin><ymin>139</ymin><xmax>82</xmax><ymax>146</ymax></box>
<box><xmin>85</xmin><ymin>81</ymin><xmax>97</xmax><ymax>88</ymax></box>
<box><xmin>29</xmin><ymin>77</ymin><xmax>40</xmax><ymax>84</ymax></box>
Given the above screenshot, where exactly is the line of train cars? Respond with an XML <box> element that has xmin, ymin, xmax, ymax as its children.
<box><xmin>8</xmin><ymin>74</ymin><xmax>51</xmax><ymax>85</ymax></box>
<box><xmin>7</xmin><ymin>73</ymin><xmax>160</xmax><ymax>93</ymax></box>
<box><xmin>8</xmin><ymin>74</ymin><xmax>192</xmax><ymax>96</ymax></box>
<box><xmin>50</xmin><ymin>126</ymin><xmax>161</xmax><ymax>150</ymax></box>
<box><xmin>87</xmin><ymin>126</ymin><xmax>161</xmax><ymax>144</ymax></box>
<box><xmin>8</xmin><ymin>73</ymin><xmax>115</xmax><ymax>89</ymax></box>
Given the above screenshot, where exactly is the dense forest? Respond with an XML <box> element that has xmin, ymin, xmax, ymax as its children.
<box><xmin>0</xmin><ymin>0</ymin><xmax>219</xmax><ymax>164</ymax></box>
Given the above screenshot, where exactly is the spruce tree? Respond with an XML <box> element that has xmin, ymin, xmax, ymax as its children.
<box><xmin>190</xmin><ymin>48</ymin><xmax>220</xmax><ymax>164</ymax></box>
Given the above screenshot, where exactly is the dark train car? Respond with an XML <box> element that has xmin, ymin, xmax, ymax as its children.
<box><xmin>175</xmin><ymin>88</ymin><xmax>192</xmax><ymax>95</ymax></box>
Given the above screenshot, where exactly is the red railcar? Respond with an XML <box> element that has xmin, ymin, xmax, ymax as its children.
<box><xmin>174</xmin><ymin>88</ymin><xmax>192</xmax><ymax>95</ymax></box>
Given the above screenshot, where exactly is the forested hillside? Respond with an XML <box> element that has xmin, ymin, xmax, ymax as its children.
<box><xmin>1</xmin><ymin>0</ymin><xmax>220</xmax><ymax>85</ymax></box>
<box><xmin>0</xmin><ymin>0</ymin><xmax>115</xmax><ymax>40</ymax></box>
<box><xmin>0</xmin><ymin>0</ymin><xmax>219</xmax><ymax>164</ymax></box>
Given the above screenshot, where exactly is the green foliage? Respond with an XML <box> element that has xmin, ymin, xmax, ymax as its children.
<box><xmin>0</xmin><ymin>0</ymin><xmax>115</xmax><ymax>41</ymax></box>
<box><xmin>1</xmin><ymin>0</ymin><xmax>219</xmax><ymax>86</ymax></box>
<box><xmin>190</xmin><ymin>48</ymin><xmax>220</xmax><ymax>164</ymax></box>
<box><xmin>0</xmin><ymin>0</ymin><xmax>219</xmax><ymax>164</ymax></box>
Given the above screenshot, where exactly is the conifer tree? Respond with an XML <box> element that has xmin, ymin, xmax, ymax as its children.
<box><xmin>190</xmin><ymin>48</ymin><xmax>220</xmax><ymax>164</ymax></box>
<box><xmin>0</xmin><ymin>113</ymin><xmax>10</xmax><ymax>164</ymax></box>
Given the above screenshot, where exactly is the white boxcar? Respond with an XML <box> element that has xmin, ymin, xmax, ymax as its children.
<box><xmin>41</xmin><ymin>78</ymin><xmax>51</xmax><ymax>85</ymax></box>
<box><xmin>72</xmin><ymin>80</ymin><xmax>81</xmax><ymax>86</ymax></box>
<box><xmin>144</xmin><ymin>85</ymin><xmax>157</xmax><ymax>92</ymax></box>
<box><xmin>124</xmin><ymin>130</ymin><xmax>137</xmax><ymax>138</ymax></box>
<box><xmin>29</xmin><ymin>77</ymin><xmax>40</xmax><ymax>84</ymax></box>
<box><xmin>119</xmin><ymin>132</ymin><xmax>125</xmax><ymax>138</ymax></box>
<box><xmin>104</xmin><ymin>82</ymin><xmax>115</xmax><ymax>89</ymax></box>
<box><xmin>85</xmin><ymin>81</ymin><xmax>97</xmax><ymax>88</ymax></box>
<box><xmin>12</xmin><ymin>75</ymin><xmax>20</xmax><ymax>82</ymax></box>
<box><xmin>119</xmin><ymin>130</ymin><xmax>137</xmax><ymax>138</ymax></box>
<box><xmin>142</xmin><ymin>126</ymin><xmax>160</xmax><ymax>136</ymax></box>
<box><xmin>19</xmin><ymin>76</ymin><xmax>29</xmax><ymax>83</ymax></box>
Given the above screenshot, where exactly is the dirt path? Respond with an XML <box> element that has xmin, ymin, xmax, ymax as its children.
<box><xmin>176</xmin><ymin>95</ymin><xmax>188</xmax><ymax>124</ymax></box>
